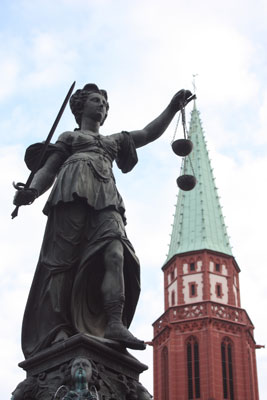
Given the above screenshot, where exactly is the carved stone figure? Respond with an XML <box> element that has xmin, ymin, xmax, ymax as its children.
<box><xmin>14</xmin><ymin>84</ymin><xmax>192</xmax><ymax>358</ymax></box>
<box><xmin>59</xmin><ymin>357</ymin><xmax>98</xmax><ymax>399</ymax></box>
<box><xmin>12</xmin><ymin>346</ymin><xmax>153</xmax><ymax>399</ymax></box>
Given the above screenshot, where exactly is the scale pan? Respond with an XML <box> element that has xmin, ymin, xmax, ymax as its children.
<box><xmin>177</xmin><ymin>174</ymin><xmax>197</xmax><ymax>191</ymax></box>
<box><xmin>172</xmin><ymin>139</ymin><xmax>193</xmax><ymax>157</ymax></box>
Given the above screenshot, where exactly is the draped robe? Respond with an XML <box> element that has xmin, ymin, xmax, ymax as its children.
<box><xmin>22</xmin><ymin>130</ymin><xmax>140</xmax><ymax>359</ymax></box>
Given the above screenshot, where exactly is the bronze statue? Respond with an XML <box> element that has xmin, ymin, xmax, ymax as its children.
<box><xmin>14</xmin><ymin>84</ymin><xmax>192</xmax><ymax>358</ymax></box>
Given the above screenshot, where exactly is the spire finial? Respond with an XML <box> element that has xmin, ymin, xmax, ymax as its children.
<box><xmin>192</xmin><ymin>73</ymin><xmax>198</xmax><ymax>94</ymax></box>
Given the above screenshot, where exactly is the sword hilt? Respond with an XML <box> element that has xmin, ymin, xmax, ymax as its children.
<box><xmin>11</xmin><ymin>181</ymin><xmax>38</xmax><ymax>219</ymax></box>
<box><xmin>13</xmin><ymin>181</ymin><xmax>26</xmax><ymax>190</ymax></box>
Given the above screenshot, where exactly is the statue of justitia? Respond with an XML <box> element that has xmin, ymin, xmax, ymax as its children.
<box><xmin>13</xmin><ymin>83</ymin><xmax>193</xmax><ymax>358</ymax></box>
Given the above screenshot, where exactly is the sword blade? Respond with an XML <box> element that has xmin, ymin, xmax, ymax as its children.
<box><xmin>26</xmin><ymin>80</ymin><xmax>76</xmax><ymax>185</ymax></box>
<box><xmin>11</xmin><ymin>81</ymin><xmax>76</xmax><ymax>219</ymax></box>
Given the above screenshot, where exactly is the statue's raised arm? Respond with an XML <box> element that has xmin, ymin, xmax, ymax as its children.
<box><xmin>130</xmin><ymin>89</ymin><xmax>193</xmax><ymax>148</ymax></box>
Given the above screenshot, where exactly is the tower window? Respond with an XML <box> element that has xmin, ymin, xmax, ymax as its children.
<box><xmin>216</xmin><ymin>283</ymin><xmax>222</xmax><ymax>298</ymax></box>
<box><xmin>189</xmin><ymin>282</ymin><xmax>197</xmax><ymax>297</ymax></box>
<box><xmin>187</xmin><ymin>336</ymin><xmax>201</xmax><ymax>399</ymax></box>
<box><xmin>221</xmin><ymin>338</ymin><xmax>234</xmax><ymax>400</ymax></box>
<box><xmin>190</xmin><ymin>262</ymin><xmax>195</xmax><ymax>271</ymax></box>
<box><xmin>191</xmin><ymin>284</ymin><xmax>195</xmax><ymax>296</ymax></box>
<box><xmin>215</xmin><ymin>263</ymin><xmax>220</xmax><ymax>272</ymax></box>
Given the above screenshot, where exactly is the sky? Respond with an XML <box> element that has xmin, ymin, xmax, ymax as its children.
<box><xmin>1</xmin><ymin>0</ymin><xmax>267</xmax><ymax>398</ymax></box>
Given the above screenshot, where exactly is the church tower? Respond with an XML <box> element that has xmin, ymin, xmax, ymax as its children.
<box><xmin>152</xmin><ymin>101</ymin><xmax>260</xmax><ymax>399</ymax></box>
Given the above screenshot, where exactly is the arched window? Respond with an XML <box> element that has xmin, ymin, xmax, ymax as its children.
<box><xmin>186</xmin><ymin>336</ymin><xmax>201</xmax><ymax>399</ymax></box>
<box><xmin>161</xmin><ymin>346</ymin><xmax>169</xmax><ymax>400</ymax></box>
<box><xmin>221</xmin><ymin>338</ymin><xmax>234</xmax><ymax>399</ymax></box>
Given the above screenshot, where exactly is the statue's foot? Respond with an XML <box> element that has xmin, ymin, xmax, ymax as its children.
<box><xmin>104</xmin><ymin>323</ymin><xmax>146</xmax><ymax>350</ymax></box>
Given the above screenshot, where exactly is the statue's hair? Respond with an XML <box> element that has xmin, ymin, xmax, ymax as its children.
<box><xmin>69</xmin><ymin>83</ymin><xmax>109</xmax><ymax>128</ymax></box>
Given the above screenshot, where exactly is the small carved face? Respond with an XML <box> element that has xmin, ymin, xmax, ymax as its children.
<box><xmin>71</xmin><ymin>357</ymin><xmax>92</xmax><ymax>382</ymax></box>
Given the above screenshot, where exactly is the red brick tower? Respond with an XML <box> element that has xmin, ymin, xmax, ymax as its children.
<box><xmin>152</xmin><ymin>101</ymin><xmax>260</xmax><ymax>399</ymax></box>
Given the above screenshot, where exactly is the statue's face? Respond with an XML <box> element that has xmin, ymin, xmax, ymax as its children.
<box><xmin>71</xmin><ymin>357</ymin><xmax>92</xmax><ymax>382</ymax></box>
<box><xmin>82</xmin><ymin>92</ymin><xmax>108</xmax><ymax>125</ymax></box>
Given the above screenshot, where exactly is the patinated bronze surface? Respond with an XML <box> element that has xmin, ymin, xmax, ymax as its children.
<box><xmin>13</xmin><ymin>84</ymin><xmax>192</xmax><ymax>359</ymax></box>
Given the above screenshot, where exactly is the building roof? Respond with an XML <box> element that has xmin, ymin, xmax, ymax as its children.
<box><xmin>167</xmin><ymin>101</ymin><xmax>232</xmax><ymax>261</ymax></box>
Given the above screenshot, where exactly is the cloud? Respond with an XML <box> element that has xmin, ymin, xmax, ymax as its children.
<box><xmin>129</xmin><ymin>2</ymin><xmax>259</xmax><ymax>107</ymax></box>
<box><xmin>257</xmin><ymin>89</ymin><xmax>267</xmax><ymax>145</ymax></box>
<box><xmin>22</xmin><ymin>32</ymin><xmax>78</xmax><ymax>89</ymax></box>
<box><xmin>0</xmin><ymin>58</ymin><xmax>20</xmax><ymax>102</ymax></box>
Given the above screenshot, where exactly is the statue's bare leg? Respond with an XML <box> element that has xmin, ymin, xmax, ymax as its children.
<box><xmin>102</xmin><ymin>239</ymin><xmax>146</xmax><ymax>350</ymax></box>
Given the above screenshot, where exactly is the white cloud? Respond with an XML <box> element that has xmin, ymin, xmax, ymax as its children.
<box><xmin>0</xmin><ymin>59</ymin><xmax>20</xmax><ymax>101</ymax></box>
<box><xmin>128</xmin><ymin>2</ymin><xmax>259</xmax><ymax>107</ymax></box>
<box><xmin>23</xmin><ymin>32</ymin><xmax>78</xmax><ymax>89</ymax></box>
<box><xmin>257</xmin><ymin>89</ymin><xmax>267</xmax><ymax>144</ymax></box>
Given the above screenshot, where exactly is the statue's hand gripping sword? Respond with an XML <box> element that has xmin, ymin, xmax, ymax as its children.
<box><xmin>11</xmin><ymin>81</ymin><xmax>76</xmax><ymax>219</ymax></box>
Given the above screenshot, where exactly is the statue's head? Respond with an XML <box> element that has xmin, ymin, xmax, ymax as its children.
<box><xmin>70</xmin><ymin>83</ymin><xmax>109</xmax><ymax>128</ymax></box>
<box><xmin>70</xmin><ymin>357</ymin><xmax>93</xmax><ymax>384</ymax></box>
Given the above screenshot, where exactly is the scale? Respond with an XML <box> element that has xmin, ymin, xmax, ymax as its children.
<box><xmin>171</xmin><ymin>94</ymin><xmax>197</xmax><ymax>191</ymax></box>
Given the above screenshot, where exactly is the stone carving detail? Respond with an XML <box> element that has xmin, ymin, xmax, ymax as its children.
<box><xmin>155</xmin><ymin>327</ymin><xmax>170</xmax><ymax>346</ymax></box>
<box><xmin>174</xmin><ymin>320</ymin><xmax>207</xmax><ymax>333</ymax></box>
<box><xmin>173</xmin><ymin>303</ymin><xmax>207</xmax><ymax>320</ymax></box>
<box><xmin>154</xmin><ymin>315</ymin><xmax>170</xmax><ymax>335</ymax></box>
<box><xmin>154</xmin><ymin>301</ymin><xmax>252</xmax><ymax>337</ymax></box>
<box><xmin>11</xmin><ymin>377</ymin><xmax>41</xmax><ymax>400</ymax></box>
<box><xmin>211</xmin><ymin>304</ymin><xmax>243</xmax><ymax>322</ymax></box>
<box><xmin>56</xmin><ymin>357</ymin><xmax>99</xmax><ymax>399</ymax></box>
<box><xmin>12</xmin><ymin>361</ymin><xmax>73</xmax><ymax>400</ymax></box>
<box><xmin>212</xmin><ymin>320</ymin><xmax>242</xmax><ymax>334</ymax></box>
<box><xmin>11</xmin><ymin>356</ymin><xmax>152</xmax><ymax>400</ymax></box>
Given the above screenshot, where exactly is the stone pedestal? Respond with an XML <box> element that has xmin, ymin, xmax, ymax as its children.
<box><xmin>12</xmin><ymin>334</ymin><xmax>152</xmax><ymax>399</ymax></box>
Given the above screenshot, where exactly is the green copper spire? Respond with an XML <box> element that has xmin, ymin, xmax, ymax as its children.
<box><xmin>167</xmin><ymin>101</ymin><xmax>232</xmax><ymax>260</ymax></box>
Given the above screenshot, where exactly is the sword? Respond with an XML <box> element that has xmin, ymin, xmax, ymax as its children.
<box><xmin>11</xmin><ymin>81</ymin><xmax>76</xmax><ymax>219</ymax></box>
